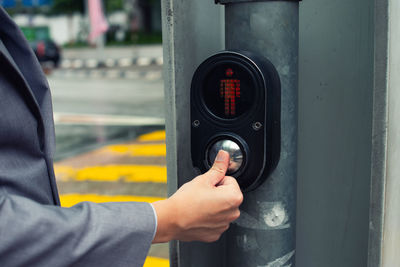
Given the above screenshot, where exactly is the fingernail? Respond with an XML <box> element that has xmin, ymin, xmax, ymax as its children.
<box><xmin>215</xmin><ymin>150</ymin><xmax>225</xmax><ymax>162</ymax></box>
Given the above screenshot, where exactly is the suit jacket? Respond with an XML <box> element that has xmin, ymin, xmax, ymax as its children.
<box><xmin>0</xmin><ymin>8</ymin><xmax>156</xmax><ymax>267</ymax></box>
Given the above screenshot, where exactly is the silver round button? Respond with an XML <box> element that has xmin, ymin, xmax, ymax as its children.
<box><xmin>207</xmin><ymin>139</ymin><xmax>244</xmax><ymax>174</ymax></box>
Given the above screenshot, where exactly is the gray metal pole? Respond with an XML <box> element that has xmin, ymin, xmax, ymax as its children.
<box><xmin>161</xmin><ymin>0</ymin><xmax>225</xmax><ymax>265</ymax></box>
<box><xmin>224</xmin><ymin>2</ymin><xmax>299</xmax><ymax>266</ymax></box>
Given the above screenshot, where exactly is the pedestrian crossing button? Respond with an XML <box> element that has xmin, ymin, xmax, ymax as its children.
<box><xmin>207</xmin><ymin>139</ymin><xmax>244</xmax><ymax>175</ymax></box>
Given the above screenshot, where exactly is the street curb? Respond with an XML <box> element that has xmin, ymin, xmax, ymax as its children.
<box><xmin>51</xmin><ymin>68</ymin><xmax>163</xmax><ymax>80</ymax></box>
<box><xmin>60</xmin><ymin>56</ymin><xmax>163</xmax><ymax>69</ymax></box>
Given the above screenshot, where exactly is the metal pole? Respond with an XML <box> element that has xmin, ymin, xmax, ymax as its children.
<box><xmin>223</xmin><ymin>1</ymin><xmax>299</xmax><ymax>266</ymax></box>
<box><xmin>160</xmin><ymin>0</ymin><xmax>225</xmax><ymax>265</ymax></box>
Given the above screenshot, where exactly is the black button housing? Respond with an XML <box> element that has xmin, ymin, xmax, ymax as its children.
<box><xmin>191</xmin><ymin>50</ymin><xmax>281</xmax><ymax>191</ymax></box>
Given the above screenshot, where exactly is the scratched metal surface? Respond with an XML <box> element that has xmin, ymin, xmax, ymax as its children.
<box><xmin>297</xmin><ymin>0</ymin><xmax>374</xmax><ymax>266</ymax></box>
<box><xmin>161</xmin><ymin>0</ymin><xmax>226</xmax><ymax>266</ymax></box>
<box><xmin>224</xmin><ymin>2</ymin><xmax>298</xmax><ymax>266</ymax></box>
<box><xmin>380</xmin><ymin>1</ymin><xmax>400</xmax><ymax>265</ymax></box>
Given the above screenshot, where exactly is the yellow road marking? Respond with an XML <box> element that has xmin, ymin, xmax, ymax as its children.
<box><xmin>55</xmin><ymin>165</ymin><xmax>167</xmax><ymax>183</ymax></box>
<box><xmin>60</xmin><ymin>194</ymin><xmax>165</xmax><ymax>207</ymax></box>
<box><xmin>143</xmin><ymin>256</ymin><xmax>169</xmax><ymax>267</ymax></box>
<box><xmin>54</xmin><ymin>165</ymin><xmax>77</xmax><ymax>181</ymax></box>
<box><xmin>105</xmin><ymin>143</ymin><xmax>166</xmax><ymax>157</ymax></box>
<box><xmin>137</xmin><ymin>130</ymin><xmax>166</xmax><ymax>142</ymax></box>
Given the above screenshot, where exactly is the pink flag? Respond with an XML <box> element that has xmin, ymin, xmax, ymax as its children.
<box><xmin>88</xmin><ymin>0</ymin><xmax>109</xmax><ymax>43</ymax></box>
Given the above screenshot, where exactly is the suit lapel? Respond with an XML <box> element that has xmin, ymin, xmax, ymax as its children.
<box><xmin>0</xmin><ymin>38</ymin><xmax>22</xmax><ymax>74</ymax></box>
<box><xmin>0</xmin><ymin>36</ymin><xmax>60</xmax><ymax>205</ymax></box>
<box><xmin>0</xmin><ymin>38</ymin><xmax>44</xmax><ymax>144</ymax></box>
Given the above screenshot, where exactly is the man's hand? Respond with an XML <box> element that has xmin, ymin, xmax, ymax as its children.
<box><xmin>152</xmin><ymin>150</ymin><xmax>243</xmax><ymax>243</ymax></box>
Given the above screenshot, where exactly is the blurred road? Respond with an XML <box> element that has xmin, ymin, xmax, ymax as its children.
<box><xmin>48</xmin><ymin>63</ymin><xmax>165</xmax><ymax>160</ymax></box>
<box><xmin>50</xmin><ymin>73</ymin><xmax>164</xmax><ymax>116</ymax></box>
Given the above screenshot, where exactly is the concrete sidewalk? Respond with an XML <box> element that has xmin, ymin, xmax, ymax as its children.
<box><xmin>54</xmin><ymin>129</ymin><xmax>169</xmax><ymax>266</ymax></box>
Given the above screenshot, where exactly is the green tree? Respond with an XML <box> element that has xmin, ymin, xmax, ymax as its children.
<box><xmin>47</xmin><ymin>0</ymin><xmax>85</xmax><ymax>15</ymax></box>
<box><xmin>48</xmin><ymin>0</ymin><xmax>123</xmax><ymax>15</ymax></box>
<box><xmin>105</xmin><ymin>0</ymin><xmax>123</xmax><ymax>13</ymax></box>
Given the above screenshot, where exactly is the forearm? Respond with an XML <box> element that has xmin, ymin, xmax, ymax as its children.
<box><xmin>0</xmin><ymin>193</ymin><xmax>156</xmax><ymax>267</ymax></box>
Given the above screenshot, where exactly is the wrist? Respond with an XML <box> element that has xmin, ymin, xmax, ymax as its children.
<box><xmin>152</xmin><ymin>199</ymin><xmax>179</xmax><ymax>243</ymax></box>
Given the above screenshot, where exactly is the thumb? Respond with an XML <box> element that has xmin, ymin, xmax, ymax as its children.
<box><xmin>204</xmin><ymin>150</ymin><xmax>230</xmax><ymax>186</ymax></box>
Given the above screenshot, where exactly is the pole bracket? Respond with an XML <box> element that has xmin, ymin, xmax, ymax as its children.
<box><xmin>216</xmin><ymin>0</ymin><xmax>300</xmax><ymax>4</ymax></box>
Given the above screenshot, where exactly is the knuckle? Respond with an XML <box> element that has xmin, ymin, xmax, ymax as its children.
<box><xmin>233</xmin><ymin>209</ymin><xmax>241</xmax><ymax>220</ymax></box>
<box><xmin>228</xmin><ymin>176</ymin><xmax>239</xmax><ymax>185</ymax></box>
<box><xmin>228</xmin><ymin>210</ymin><xmax>240</xmax><ymax>221</ymax></box>
<box><xmin>212</xmin><ymin>235</ymin><xmax>221</xmax><ymax>242</ymax></box>
<box><xmin>225</xmin><ymin>175</ymin><xmax>233</xmax><ymax>181</ymax></box>
<box><xmin>226</xmin><ymin>176</ymin><xmax>237</xmax><ymax>185</ymax></box>
<box><xmin>205</xmin><ymin>234</ymin><xmax>220</xmax><ymax>243</ymax></box>
<box><xmin>235</xmin><ymin>192</ymin><xmax>244</xmax><ymax>205</ymax></box>
<box><xmin>229</xmin><ymin>192</ymin><xmax>243</xmax><ymax>207</ymax></box>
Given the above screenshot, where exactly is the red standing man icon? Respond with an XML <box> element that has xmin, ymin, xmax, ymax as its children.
<box><xmin>220</xmin><ymin>68</ymin><xmax>241</xmax><ymax>116</ymax></box>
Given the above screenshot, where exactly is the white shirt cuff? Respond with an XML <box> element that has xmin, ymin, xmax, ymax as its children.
<box><xmin>149</xmin><ymin>203</ymin><xmax>158</xmax><ymax>241</ymax></box>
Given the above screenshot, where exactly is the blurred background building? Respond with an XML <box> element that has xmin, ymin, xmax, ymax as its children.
<box><xmin>1</xmin><ymin>0</ymin><xmax>161</xmax><ymax>46</ymax></box>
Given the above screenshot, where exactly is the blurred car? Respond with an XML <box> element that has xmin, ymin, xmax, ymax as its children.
<box><xmin>30</xmin><ymin>39</ymin><xmax>61</xmax><ymax>68</ymax></box>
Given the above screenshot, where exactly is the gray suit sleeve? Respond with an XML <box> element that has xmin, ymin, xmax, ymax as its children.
<box><xmin>0</xmin><ymin>192</ymin><xmax>156</xmax><ymax>267</ymax></box>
